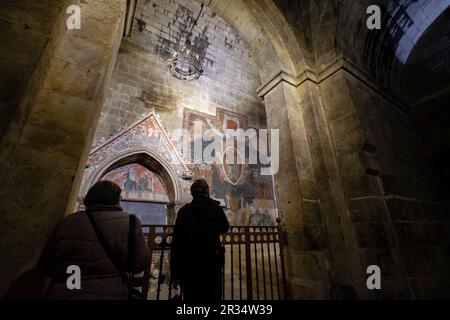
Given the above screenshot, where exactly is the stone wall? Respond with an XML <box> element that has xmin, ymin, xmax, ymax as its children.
<box><xmin>346</xmin><ymin>72</ymin><xmax>450</xmax><ymax>298</ymax></box>
<box><xmin>0</xmin><ymin>0</ymin><xmax>127</xmax><ymax>297</ymax></box>
<box><xmin>0</xmin><ymin>0</ymin><xmax>66</xmax><ymax>140</ymax></box>
<box><xmin>268</xmin><ymin>0</ymin><xmax>450</xmax><ymax>299</ymax></box>
<box><xmin>317</xmin><ymin>68</ymin><xmax>450</xmax><ymax>298</ymax></box>
<box><xmin>93</xmin><ymin>0</ymin><xmax>264</xmax><ymax>143</ymax></box>
<box><xmin>1</xmin><ymin>0</ymin><xmax>449</xmax><ymax>300</ymax></box>
<box><xmin>87</xmin><ymin>0</ymin><xmax>277</xmax><ymax>227</ymax></box>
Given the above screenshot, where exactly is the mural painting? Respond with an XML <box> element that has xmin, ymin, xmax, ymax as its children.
<box><xmin>77</xmin><ymin>112</ymin><xmax>190</xmax><ymax>212</ymax></box>
<box><xmin>100</xmin><ymin>164</ymin><xmax>169</xmax><ymax>226</ymax></box>
<box><xmin>102</xmin><ymin>163</ymin><xmax>169</xmax><ymax>203</ymax></box>
<box><xmin>182</xmin><ymin>108</ymin><xmax>277</xmax><ymax>226</ymax></box>
<box><xmin>78</xmin><ymin>110</ymin><xmax>277</xmax><ymax>226</ymax></box>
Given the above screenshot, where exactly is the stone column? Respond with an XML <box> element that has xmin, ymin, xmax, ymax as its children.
<box><xmin>258</xmin><ymin>65</ymin><xmax>378</xmax><ymax>299</ymax></box>
<box><xmin>298</xmin><ymin>70</ymin><xmax>370</xmax><ymax>299</ymax></box>
<box><xmin>259</xmin><ymin>73</ymin><xmax>335</xmax><ymax>299</ymax></box>
<box><xmin>0</xmin><ymin>0</ymin><xmax>126</xmax><ymax>296</ymax></box>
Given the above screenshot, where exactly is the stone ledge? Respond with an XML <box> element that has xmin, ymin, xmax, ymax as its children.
<box><xmin>256</xmin><ymin>57</ymin><xmax>410</xmax><ymax>114</ymax></box>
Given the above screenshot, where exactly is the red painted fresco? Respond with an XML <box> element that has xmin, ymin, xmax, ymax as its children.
<box><xmin>102</xmin><ymin>164</ymin><xmax>169</xmax><ymax>202</ymax></box>
<box><xmin>182</xmin><ymin>108</ymin><xmax>276</xmax><ymax>226</ymax></box>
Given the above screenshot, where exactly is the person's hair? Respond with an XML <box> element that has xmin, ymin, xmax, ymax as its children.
<box><xmin>83</xmin><ymin>180</ymin><xmax>122</xmax><ymax>207</ymax></box>
<box><xmin>190</xmin><ymin>179</ymin><xmax>209</xmax><ymax>198</ymax></box>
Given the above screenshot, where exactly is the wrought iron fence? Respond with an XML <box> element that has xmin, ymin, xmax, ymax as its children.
<box><xmin>134</xmin><ymin>225</ymin><xmax>287</xmax><ymax>300</ymax></box>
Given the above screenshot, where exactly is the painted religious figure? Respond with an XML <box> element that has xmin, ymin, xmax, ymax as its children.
<box><xmin>181</xmin><ymin>108</ymin><xmax>276</xmax><ymax>226</ymax></box>
<box><xmin>102</xmin><ymin>164</ymin><xmax>169</xmax><ymax>203</ymax></box>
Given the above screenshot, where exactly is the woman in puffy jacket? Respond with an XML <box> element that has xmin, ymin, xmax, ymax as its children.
<box><xmin>37</xmin><ymin>180</ymin><xmax>151</xmax><ymax>300</ymax></box>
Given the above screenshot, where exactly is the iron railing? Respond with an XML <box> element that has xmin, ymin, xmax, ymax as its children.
<box><xmin>135</xmin><ymin>225</ymin><xmax>287</xmax><ymax>300</ymax></box>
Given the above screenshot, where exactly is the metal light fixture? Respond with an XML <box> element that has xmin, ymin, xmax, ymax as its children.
<box><xmin>167</xmin><ymin>3</ymin><xmax>205</xmax><ymax>81</ymax></box>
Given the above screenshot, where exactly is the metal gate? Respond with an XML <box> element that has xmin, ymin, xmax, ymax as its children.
<box><xmin>136</xmin><ymin>225</ymin><xmax>287</xmax><ymax>300</ymax></box>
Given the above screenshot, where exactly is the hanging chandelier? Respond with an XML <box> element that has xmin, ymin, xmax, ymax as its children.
<box><xmin>167</xmin><ymin>3</ymin><xmax>205</xmax><ymax>81</ymax></box>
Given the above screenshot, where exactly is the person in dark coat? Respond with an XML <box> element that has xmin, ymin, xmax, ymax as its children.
<box><xmin>36</xmin><ymin>180</ymin><xmax>151</xmax><ymax>299</ymax></box>
<box><xmin>170</xmin><ymin>179</ymin><xmax>230</xmax><ymax>302</ymax></box>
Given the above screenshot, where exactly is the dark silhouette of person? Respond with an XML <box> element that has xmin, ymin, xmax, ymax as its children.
<box><xmin>35</xmin><ymin>180</ymin><xmax>151</xmax><ymax>299</ymax></box>
<box><xmin>170</xmin><ymin>179</ymin><xmax>230</xmax><ymax>302</ymax></box>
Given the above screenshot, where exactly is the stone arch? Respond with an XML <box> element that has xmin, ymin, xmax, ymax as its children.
<box><xmin>388</xmin><ymin>0</ymin><xmax>450</xmax><ymax>65</ymax></box>
<box><xmin>192</xmin><ymin>0</ymin><xmax>348</xmax><ymax>299</ymax></box>
<box><xmin>196</xmin><ymin>0</ymin><xmax>310</xmax><ymax>82</ymax></box>
<box><xmin>85</xmin><ymin>147</ymin><xmax>183</xmax><ymax>205</ymax></box>
<box><xmin>81</xmin><ymin>148</ymin><xmax>183</xmax><ymax>224</ymax></box>
<box><xmin>400</xmin><ymin>5</ymin><xmax>450</xmax><ymax>196</ymax></box>
<box><xmin>345</xmin><ymin>0</ymin><xmax>450</xmax><ymax>96</ymax></box>
<box><xmin>67</xmin><ymin>0</ymin><xmax>374</xmax><ymax>300</ymax></box>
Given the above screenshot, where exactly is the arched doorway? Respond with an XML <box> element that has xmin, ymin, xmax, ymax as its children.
<box><xmin>82</xmin><ymin>150</ymin><xmax>184</xmax><ymax>225</ymax></box>
<box><xmin>101</xmin><ymin>163</ymin><xmax>169</xmax><ymax>225</ymax></box>
<box><xmin>75</xmin><ymin>111</ymin><xmax>190</xmax><ymax>224</ymax></box>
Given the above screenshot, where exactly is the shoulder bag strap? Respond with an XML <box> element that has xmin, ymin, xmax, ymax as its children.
<box><xmin>85</xmin><ymin>210</ymin><xmax>130</xmax><ymax>284</ymax></box>
<box><xmin>127</xmin><ymin>214</ymin><xmax>136</xmax><ymax>282</ymax></box>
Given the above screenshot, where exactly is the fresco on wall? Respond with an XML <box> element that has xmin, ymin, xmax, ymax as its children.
<box><xmin>78</xmin><ymin>111</ymin><xmax>277</xmax><ymax>226</ymax></box>
<box><xmin>77</xmin><ymin>112</ymin><xmax>192</xmax><ymax>212</ymax></box>
<box><xmin>182</xmin><ymin>108</ymin><xmax>277</xmax><ymax>226</ymax></box>
<box><xmin>83</xmin><ymin>113</ymin><xmax>188</xmax><ymax>189</ymax></box>
<box><xmin>102</xmin><ymin>163</ymin><xmax>169</xmax><ymax>203</ymax></box>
